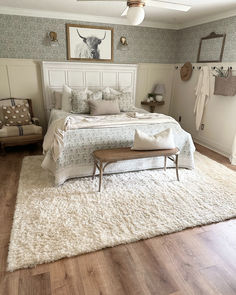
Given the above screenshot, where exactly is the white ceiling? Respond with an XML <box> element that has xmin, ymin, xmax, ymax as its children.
<box><xmin>0</xmin><ymin>0</ymin><xmax>236</xmax><ymax>29</ymax></box>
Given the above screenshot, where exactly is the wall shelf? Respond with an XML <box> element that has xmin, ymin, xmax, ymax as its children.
<box><xmin>141</xmin><ymin>101</ymin><xmax>165</xmax><ymax>113</ymax></box>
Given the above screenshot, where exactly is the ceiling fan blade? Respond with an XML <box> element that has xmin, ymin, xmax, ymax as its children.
<box><xmin>146</xmin><ymin>0</ymin><xmax>191</xmax><ymax>12</ymax></box>
<box><xmin>121</xmin><ymin>6</ymin><xmax>129</xmax><ymax>16</ymax></box>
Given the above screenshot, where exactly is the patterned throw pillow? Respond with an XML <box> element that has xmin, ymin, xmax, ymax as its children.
<box><xmin>103</xmin><ymin>89</ymin><xmax>134</xmax><ymax>112</ymax></box>
<box><xmin>71</xmin><ymin>90</ymin><xmax>89</xmax><ymax>114</ymax></box>
<box><xmin>2</xmin><ymin>103</ymin><xmax>32</xmax><ymax>126</ymax></box>
<box><xmin>71</xmin><ymin>89</ymin><xmax>103</xmax><ymax>114</ymax></box>
<box><xmin>87</xmin><ymin>90</ymin><xmax>102</xmax><ymax>100</ymax></box>
<box><xmin>0</xmin><ymin>120</ymin><xmax>3</xmax><ymax>129</ymax></box>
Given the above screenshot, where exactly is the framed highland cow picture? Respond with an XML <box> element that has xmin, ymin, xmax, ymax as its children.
<box><xmin>66</xmin><ymin>24</ymin><xmax>113</xmax><ymax>62</ymax></box>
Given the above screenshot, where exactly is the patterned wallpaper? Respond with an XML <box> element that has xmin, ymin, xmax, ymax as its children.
<box><xmin>1</xmin><ymin>14</ymin><xmax>235</xmax><ymax>64</ymax></box>
<box><xmin>176</xmin><ymin>16</ymin><xmax>236</xmax><ymax>63</ymax></box>
<box><xmin>0</xmin><ymin>14</ymin><xmax>177</xmax><ymax>64</ymax></box>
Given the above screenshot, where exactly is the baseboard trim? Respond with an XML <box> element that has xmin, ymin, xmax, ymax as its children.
<box><xmin>194</xmin><ymin>137</ymin><xmax>230</xmax><ymax>158</ymax></box>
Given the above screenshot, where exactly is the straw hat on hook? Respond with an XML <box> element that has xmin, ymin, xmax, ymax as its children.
<box><xmin>180</xmin><ymin>62</ymin><xmax>193</xmax><ymax>81</ymax></box>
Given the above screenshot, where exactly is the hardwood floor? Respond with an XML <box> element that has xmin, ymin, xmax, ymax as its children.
<box><xmin>0</xmin><ymin>144</ymin><xmax>235</xmax><ymax>295</ymax></box>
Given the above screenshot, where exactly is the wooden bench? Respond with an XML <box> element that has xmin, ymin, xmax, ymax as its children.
<box><xmin>92</xmin><ymin>147</ymin><xmax>180</xmax><ymax>192</ymax></box>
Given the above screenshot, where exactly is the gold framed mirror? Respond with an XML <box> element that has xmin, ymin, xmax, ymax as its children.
<box><xmin>197</xmin><ymin>32</ymin><xmax>226</xmax><ymax>63</ymax></box>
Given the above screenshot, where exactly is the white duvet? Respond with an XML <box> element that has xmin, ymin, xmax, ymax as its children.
<box><xmin>43</xmin><ymin>112</ymin><xmax>178</xmax><ymax>161</ymax></box>
<box><xmin>42</xmin><ymin>109</ymin><xmax>195</xmax><ymax>185</ymax></box>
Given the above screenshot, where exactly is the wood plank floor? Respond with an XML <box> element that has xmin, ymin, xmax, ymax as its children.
<box><xmin>0</xmin><ymin>144</ymin><xmax>235</xmax><ymax>295</ymax></box>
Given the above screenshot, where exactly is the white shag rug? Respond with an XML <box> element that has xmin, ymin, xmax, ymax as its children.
<box><xmin>8</xmin><ymin>152</ymin><xmax>236</xmax><ymax>271</ymax></box>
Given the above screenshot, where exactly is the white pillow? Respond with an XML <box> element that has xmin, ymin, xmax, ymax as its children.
<box><xmin>132</xmin><ymin>128</ymin><xmax>176</xmax><ymax>150</ymax></box>
<box><xmin>53</xmin><ymin>91</ymin><xmax>62</xmax><ymax>109</ymax></box>
<box><xmin>61</xmin><ymin>85</ymin><xmax>72</xmax><ymax>112</ymax></box>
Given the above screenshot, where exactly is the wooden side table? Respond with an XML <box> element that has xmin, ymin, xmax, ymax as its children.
<box><xmin>141</xmin><ymin>101</ymin><xmax>165</xmax><ymax>113</ymax></box>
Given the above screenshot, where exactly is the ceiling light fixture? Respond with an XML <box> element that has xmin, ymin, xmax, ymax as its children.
<box><xmin>126</xmin><ymin>1</ymin><xmax>145</xmax><ymax>26</ymax></box>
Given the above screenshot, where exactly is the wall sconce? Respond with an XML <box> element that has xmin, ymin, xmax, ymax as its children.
<box><xmin>48</xmin><ymin>31</ymin><xmax>59</xmax><ymax>47</ymax></box>
<box><xmin>117</xmin><ymin>36</ymin><xmax>129</xmax><ymax>51</ymax></box>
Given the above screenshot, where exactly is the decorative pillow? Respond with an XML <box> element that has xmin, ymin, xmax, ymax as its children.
<box><xmin>61</xmin><ymin>85</ymin><xmax>72</xmax><ymax>112</ymax></box>
<box><xmin>71</xmin><ymin>90</ymin><xmax>89</xmax><ymax>114</ymax></box>
<box><xmin>89</xmin><ymin>99</ymin><xmax>120</xmax><ymax>116</ymax></box>
<box><xmin>103</xmin><ymin>87</ymin><xmax>120</xmax><ymax>96</ymax></box>
<box><xmin>87</xmin><ymin>89</ymin><xmax>103</xmax><ymax>100</ymax></box>
<box><xmin>132</xmin><ymin>128</ymin><xmax>175</xmax><ymax>150</ymax></box>
<box><xmin>0</xmin><ymin>120</ymin><xmax>3</xmax><ymax>129</ymax></box>
<box><xmin>53</xmin><ymin>91</ymin><xmax>62</xmax><ymax>110</ymax></box>
<box><xmin>103</xmin><ymin>87</ymin><xmax>134</xmax><ymax>112</ymax></box>
<box><xmin>71</xmin><ymin>89</ymin><xmax>103</xmax><ymax>114</ymax></box>
<box><xmin>2</xmin><ymin>103</ymin><xmax>32</xmax><ymax>126</ymax></box>
<box><xmin>0</xmin><ymin>98</ymin><xmax>29</xmax><ymax>123</ymax></box>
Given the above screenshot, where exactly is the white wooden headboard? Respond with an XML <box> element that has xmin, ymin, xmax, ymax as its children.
<box><xmin>41</xmin><ymin>61</ymin><xmax>137</xmax><ymax>120</ymax></box>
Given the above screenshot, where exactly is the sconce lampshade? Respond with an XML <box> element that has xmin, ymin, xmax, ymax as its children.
<box><xmin>153</xmin><ymin>84</ymin><xmax>165</xmax><ymax>95</ymax></box>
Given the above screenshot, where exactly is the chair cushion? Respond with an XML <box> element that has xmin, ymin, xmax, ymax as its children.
<box><xmin>2</xmin><ymin>103</ymin><xmax>32</xmax><ymax>126</ymax></box>
<box><xmin>0</xmin><ymin>124</ymin><xmax>42</xmax><ymax>138</ymax></box>
<box><xmin>132</xmin><ymin>128</ymin><xmax>176</xmax><ymax>150</ymax></box>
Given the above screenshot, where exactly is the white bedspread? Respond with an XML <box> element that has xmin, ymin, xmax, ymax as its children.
<box><xmin>42</xmin><ymin>110</ymin><xmax>195</xmax><ymax>185</ymax></box>
<box><xmin>43</xmin><ymin>112</ymin><xmax>178</xmax><ymax>161</ymax></box>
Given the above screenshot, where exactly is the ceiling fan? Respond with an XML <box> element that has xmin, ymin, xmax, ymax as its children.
<box><xmin>77</xmin><ymin>0</ymin><xmax>191</xmax><ymax>25</ymax></box>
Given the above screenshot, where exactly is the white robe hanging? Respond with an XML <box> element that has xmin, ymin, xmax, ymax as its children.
<box><xmin>194</xmin><ymin>66</ymin><xmax>210</xmax><ymax>130</ymax></box>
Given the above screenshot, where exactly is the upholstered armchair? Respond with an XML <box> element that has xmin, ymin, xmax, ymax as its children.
<box><xmin>0</xmin><ymin>98</ymin><xmax>43</xmax><ymax>154</ymax></box>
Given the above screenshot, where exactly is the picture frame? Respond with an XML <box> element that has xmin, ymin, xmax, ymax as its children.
<box><xmin>66</xmin><ymin>24</ymin><xmax>113</xmax><ymax>62</ymax></box>
<box><xmin>197</xmin><ymin>32</ymin><xmax>226</xmax><ymax>63</ymax></box>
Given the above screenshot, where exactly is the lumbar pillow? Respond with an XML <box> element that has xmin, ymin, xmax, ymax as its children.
<box><xmin>103</xmin><ymin>87</ymin><xmax>134</xmax><ymax>112</ymax></box>
<box><xmin>61</xmin><ymin>85</ymin><xmax>72</xmax><ymax>112</ymax></box>
<box><xmin>132</xmin><ymin>128</ymin><xmax>175</xmax><ymax>150</ymax></box>
<box><xmin>2</xmin><ymin>103</ymin><xmax>32</xmax><ymax>126</ymax></box>
<box><xmin>89</xmin><ymin>99</ymin><xmax>120</xmax><ymax>116</ymax></box>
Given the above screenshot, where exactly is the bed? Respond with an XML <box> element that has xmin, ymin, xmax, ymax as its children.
<box><xmin>41</xmin><ymin>62</ymin><xmax>195</xmax><ymax>185</ymax></box>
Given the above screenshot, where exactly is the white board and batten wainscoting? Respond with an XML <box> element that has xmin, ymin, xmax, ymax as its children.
<box><xmin>171</xmin><ymin>63</ymin><xmax>236</xmax><ymax>160</ymax></box>
<box><xmin>0</xmin><ymin>59</ymin><xmax>46</xmax><ymax>130</ymax></box>
<box><xmin>0</xmin><ymin>58</ymin><xmax>235</xmax><ymax>161</ymax></box>
<box><xmin>41</xmin><ymin>61</ymin><xmax>137</xmax><ymax>120</ymax></box>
